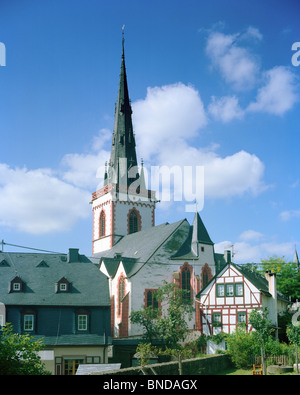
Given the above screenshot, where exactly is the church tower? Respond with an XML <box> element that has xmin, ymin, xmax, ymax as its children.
<box><xmin>91</xmin><ymin>34</ymin><xmax>156</xmax><ymax>254</ymax></box>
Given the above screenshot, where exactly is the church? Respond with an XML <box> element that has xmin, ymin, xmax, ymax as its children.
<box><xmin>90</xmin><ymin>36</ymin><xmax>289</xmax><ymax>359</ymax></box>
<box><xmin>90</xmin><ymin>36</ymin><xmax>229</xmax><ymax>340</ymax></box>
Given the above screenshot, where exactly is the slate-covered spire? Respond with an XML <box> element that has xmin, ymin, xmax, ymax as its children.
<box><xmin>191</xmin><ymin>211</ymin><xmax>214</xmax><ymax>256</ymax></box>
<box><xmin>293</xmin><ymin>247</ymin><xmax>300</xmax><ymax>270</ymax></box>
<box><xmin>107</xmin><ymin>30</ymin><xmax>139</xmax><ymax>187</ymax></box>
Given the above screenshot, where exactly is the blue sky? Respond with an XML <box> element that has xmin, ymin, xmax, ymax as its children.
<box><xmin>0</xmin><ymin>0</ymin><xmax>299</xmax><ymax>262</ymax></box>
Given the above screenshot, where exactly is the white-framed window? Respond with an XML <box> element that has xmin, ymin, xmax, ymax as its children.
<box><xmin>59</xmin><ymin>283</ymin><xmax>67</xmax><ymax>292</ymax></box>
<box><xmin>77</xmin><ymin>314</ymin><xmax>88</xmax><ymax>331</ymax></box>
<box><xmin>237</xmin><ymin>312</ymin><xmax>247</xmax><ymax>323</ymax></box>
<box><xmin>235</xmin><ymin>283</ymin><xmax>244</xmax><ymax>296</ymax></box>
<box><xmin>226</xmin><ymin>284</ymin><xmax>234</xmax><ymax>297</ymax></box>
<box><xmin>216</xmin><ymin>283</ymin><xmax>244</xmax><ymax>297</ymax></box>
<box><xmin>212</xmin><ymin>312</ymin><xmax>222</xmax><ymax>326</ymax></box>
<box><xmin>216</xmin><ymin>284</ymin><xmax>225</xmax><ymax>297</ymax></box>
<box><xmin>24</xmin><ymin>314</ymin><xmax>34</xmax><ymax>331</ymax></box>
<box><xmin>13</xmin><ymin>283</ymin><xmax>21</xmax><ymax>291</ymax></box>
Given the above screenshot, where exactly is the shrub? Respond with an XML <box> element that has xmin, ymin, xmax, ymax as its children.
<box><xmin>225</xmin><ymin>326</ymin><xmax>256</xmax><ymax>368</ymax></box>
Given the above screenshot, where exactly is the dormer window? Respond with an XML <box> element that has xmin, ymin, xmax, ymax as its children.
<box><xmin>57</xmin><ymin>277</ymin><xmax>70</xmax><ymax>293</ymax></box>
<box><xmin>10</xmin><ymin>276</ymin><xmax>23</xmax><ymax>292</ymax></box>
<box><xmin>0</xmin><ymin>259</ymin><xmax>9</xmax><ymax>267</ymax></box>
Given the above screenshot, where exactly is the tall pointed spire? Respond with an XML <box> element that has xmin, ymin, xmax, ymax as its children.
<box><xmin>191</xmin><ymin>211</ymin><xmax>214</xmax><ymax>256</ymax></box>
<box><xmin>293</xmin><ymin>247</ymin><xmax>299</xmax><ymax>270</ymax></box>
<box><xmin>107</xmin><ymin>27</ymin><xmax>138</xmax><ymax>187</ymax></box>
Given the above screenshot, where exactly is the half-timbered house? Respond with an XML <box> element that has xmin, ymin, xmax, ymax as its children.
<box><xmin>197</xmin><ymin>259</ymin><xmax>289</xmax><ymax>353</ymax></box>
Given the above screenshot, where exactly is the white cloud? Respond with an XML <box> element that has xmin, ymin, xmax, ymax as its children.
<box><xmin>203</xmin><ymin>150</ymin><xmax>266</xmax><ymax>198</ymax></box>
<box><xmin>0</xmin><ymin>163</ymin><xmax>90</xmax><ymax>234</ymax></box>
<box><xmin>132</xmin><ymin>83</ymin><xmax>267</xmax><ymax>203</ymax></box>
<box><xmin>215</xmin><ymin>237</ymin><xmax>296</xmax><ymax>263</ymax></box>
<box><xmin>60</xmin><ymin>128</ymin><xmax>111</xmax><ymax>190</ymax></box>
<box><xmin>133</xmin><ymin>83</ymin><xmax>207</xmax><ymax>160</ymax></box>
<box><xmin>160</xmin><ymin>145</ymin><xmax>267</xmax><ymax>199</ymax></box>
<box><xmin>239</xmin><ymin>229</ymin><xmax>264</xmax><ymax>242</ymax></box>
<box><xmin>61</xmin><ymin>151</ymin><xmax>109</xmax><ymax>190</ymax></box>
<box><xmin>280</xmin><ymin>209</ymin><xmax>300</xmax><ymax>221</ymax></box>
<box><xmin>242</xmin><ymin>26</ymin><xmax>263</xmax><ymax>42</ymax></box>
<box><xmin>208</xmin><ymin>95</ymin><xmax>244</xmax><ymax>122</ymax></box>
<box><xmin>247</xmin><ymin>66</ymin><xmax>298</xmax><ymax>115</ymax></box>
<box><xmin>205</xmin><ymin>27</ymin><xmax>298</xmax><ymax>120</ymax></box>
<box><xmin>206</xmin><ymin>31</ymin><xmax>260</xmax><ymax>91</ymax></box>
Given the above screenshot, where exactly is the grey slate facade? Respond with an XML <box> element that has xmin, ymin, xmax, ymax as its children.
<box><xmin>0</xmin><ymin>248</ymin><xmax>111</xmax><ymax>375</ymax></box>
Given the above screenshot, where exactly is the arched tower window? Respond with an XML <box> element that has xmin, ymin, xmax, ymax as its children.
<box><xmin>128</xmin><ymin>208</ymin><xmax>141</xmax><ymax>234</ymax></box>
<box><xmin>99</xmin><ymin>210</ymin><xmax>106</xmax><ymax>238</ymax></box>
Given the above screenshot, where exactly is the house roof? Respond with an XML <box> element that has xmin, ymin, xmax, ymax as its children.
<box><xmin>196</xmin><ymin>261</ymin><xmax>289</xmax><ymax>302</ymax></box>
<box><xmin>93</xmin><ymin>219</ymin><xmax>191</xmax><ymax>277</ymax></box>
<box><xmin>0</xmin><ymin>250</ymin><xmax>110</xmax><ymax>307</ymax></box>
<box><xmin>31</xmin><ymin>333</ymin><xmax>109</xmax><ymax>347</ymax></box>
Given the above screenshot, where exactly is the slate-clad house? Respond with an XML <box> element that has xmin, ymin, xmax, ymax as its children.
<box><xmin>0</xmin><ymin>248</ymin><xmax>111</xmax><ymax>375</ymax></box>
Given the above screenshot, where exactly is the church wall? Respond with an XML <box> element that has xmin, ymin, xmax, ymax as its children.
<box><xmin>92</xmin><ymin>192</ymin><xmax>155</xmax><ymax>254</ymax></box>
<box><xmin>113</xmin><ymin>200</ymin><xmax>154</xmax><ymax>236</ymax></box>
<box><xmin>109</xmin><ymin>263</ymin><xmax>132</xmax><ymax>338</ymax></box>
<box><xmin>127</xmin><ymin>251</ymin><xmax>217</xmax><ymax>337</ymax></box>
<box><xmin>92</xmin><ymin>194</ymin><xmax>114</xmax><ymax>253</ymax></box>
<box><xmin>197</xmin><ymin>244</ymin><xmax>216</xmax><ymax>277</ymax></box>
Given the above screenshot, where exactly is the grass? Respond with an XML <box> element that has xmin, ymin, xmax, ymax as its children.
<box><xmin>216</xmin><ymin>367</ymin><xmax>299</xmax><ymax>375</ymax></box>
<box><xmin>215</xmin><ymin>367</ymin><xmax>252</xmax><ymax>375</ymax></box>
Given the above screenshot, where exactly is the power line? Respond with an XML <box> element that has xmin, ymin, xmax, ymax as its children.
<box><xmin>0</xmin><ymin>240</ymin><xmax>63</xmax><ymax>254</ymax></box>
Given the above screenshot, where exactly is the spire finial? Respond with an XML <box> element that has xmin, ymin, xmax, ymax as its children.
<box><xmin>122</xmin><ymin>25</ymin><xmax>125</xmax><ymax>52</ymax></box>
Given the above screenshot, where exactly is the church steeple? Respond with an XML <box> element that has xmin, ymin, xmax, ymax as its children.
<box><xmin>191</xmin><ymin>212</ymin><xmax>214</xmax><ymax>256</ymax></box>
<box><xmin>91</xmin><ymin>30</ymin><xmax>156</xmax><ymax>254</ymax></box>
<box><xmin>107</xmin><ymin>29</ymin><xmax>138</xmax><ymax>187</ymax></box>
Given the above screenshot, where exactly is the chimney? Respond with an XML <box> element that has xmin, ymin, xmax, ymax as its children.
<box><xmin>224</xmin><ymin>250</ymin><xmax>231</xmax><ymax>263</ymax></box>
<box><xmin>264</xmin><ymin>270</ymin><xmax>278</xmax><ymax>330</ymax></box>
<box><xmin>68</xmin><ymin>248</ymin><xmax>79</xmax><ymax>263</ymax></box>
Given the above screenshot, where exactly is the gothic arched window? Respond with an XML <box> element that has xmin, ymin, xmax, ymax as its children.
<box><xmin>118</xmin><ymin>275</ymin><xmax>125</xmax><ymax>316</ymax></box>
<box><xmin>146</xmin><ymin>290</ymin><xmax>159</xmax><ymax>310</ymax></box>
<box><xmin>180</xmin><ymin>263</ymin><xmax>193</xmax><ymax>300</ymax></box>
<box><xmin>99</xmin><ymin>210</ymin><xmax>106</xmax><ymax>238</ymax></box>
<box><xmin>128</xmin><ymin>208</ymin><xmax>141</xmax><ymax>234</ymax></box>
<box><xmin>201</xmin><ymin>263</ymin><xmax>212</xmax><ymax>289</ymax></box>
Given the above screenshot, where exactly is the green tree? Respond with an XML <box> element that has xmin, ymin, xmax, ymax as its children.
<box><xmin>0</xmin><ymin>323</ymin><xmax>50</xmax><ymax>375</ymax></box>
<box><xmin>249</xmin><ymin>308</ymin><xmax>273</xmax><ymax>375</ymax></box>
<box><xmin>130</xmin><ymin>281</ymin><xmax>194</xmax><ymax>374</ymax></box>
<box><xmin>130</xmin><ymin>306</ymin><xmax>160</xmax><ymax>344</ymax></box>
<box><xmin>260</xmin><ymin>256</ymin><xmax>300</xmax><ymax>300</ymax></box>
<box><xmin>155</xmin><ymin>281</ymin><xmax>194</xmax><ymax>348</ymax></box>
<box><xmin>286</xmin><ymin>320</ymin><xmax>300</xmax><ymax>374</ymax></box>
<box><xmin>135</xmin><ymin>343</ymin><xmax>158</xmax><ymax>367</ymax></box>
